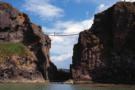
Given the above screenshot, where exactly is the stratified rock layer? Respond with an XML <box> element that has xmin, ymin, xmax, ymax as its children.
<box><xmin>72</xmin><ymin>2</ymin><xmax>135</xmax><ymax>83</ymax></box>
<box><xmin>0</xmin><ymin>2</ymin><xmax>57</xmax><ymax>82</ymax></box>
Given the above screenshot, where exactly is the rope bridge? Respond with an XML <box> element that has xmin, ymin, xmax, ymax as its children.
<box><xmin>46</xmin><ymin>32</ymin><xmax>79</xmax><ymax>36</ymax></box>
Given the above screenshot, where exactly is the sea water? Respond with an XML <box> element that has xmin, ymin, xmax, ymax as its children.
<box><xmin>0</xmin><ymin>83</ymin><xmax>135</xmax><ymax>90</ymax></box>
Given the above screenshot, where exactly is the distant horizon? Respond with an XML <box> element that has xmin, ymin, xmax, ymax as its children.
<box><xmin>2</xmin><ymin>0</ymin><xmax>134</xmax><ymax>69</ymax></box>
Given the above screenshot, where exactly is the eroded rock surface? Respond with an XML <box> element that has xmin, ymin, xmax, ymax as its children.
<box><xmin>0</xmin><ymin>2</ymin><xmax>57</xmax><ymax>82</ymax></box>
<box><xmin>72</xmin><ymin>2</ymin><xmax>135</xmax><ymax>83</ymax></box>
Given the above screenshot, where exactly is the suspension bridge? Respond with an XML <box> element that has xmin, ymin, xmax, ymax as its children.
<box><xmin>45</xmin><ymin>32</ymin><xmax>79</xmax><ymax>37</ymax></box>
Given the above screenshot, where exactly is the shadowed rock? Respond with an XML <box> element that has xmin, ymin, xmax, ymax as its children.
<box><xmin>72</xmin><ymin>2</ymin><xmax>135</xmax><ymax>84</ymax></box>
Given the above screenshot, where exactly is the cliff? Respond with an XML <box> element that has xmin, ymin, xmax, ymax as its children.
<box><xmin>0</xmin><ymin>2</ymin><xmax>57</xmax><ymax>82</ymax></box>
<box><xmin>72</xmin><ymin>2</ymin><xmax>135</xmax><ymax>83</ymax></box>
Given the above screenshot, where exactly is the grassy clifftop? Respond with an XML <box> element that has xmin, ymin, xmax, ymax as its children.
<box><xmin>0</xmin><ymin>43</ymin><xmax>30</xmax><ymax>62</ymax></box>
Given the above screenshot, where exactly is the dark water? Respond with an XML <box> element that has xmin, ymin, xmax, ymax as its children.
<box><xmin>0</xmin><ymin>84</ymin><xmax>135</xmax><ymax>90</ymax></box>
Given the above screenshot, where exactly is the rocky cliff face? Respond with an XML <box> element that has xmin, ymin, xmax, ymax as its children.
<box><xmin>0</xmin><ymin>2</ymin><xmax>57</xmax><ymax>82</ymax></box>
<box><xmin>72</xmin><ymin>2</ymin><xmax>135</xmax><ymax>83</ymax></box>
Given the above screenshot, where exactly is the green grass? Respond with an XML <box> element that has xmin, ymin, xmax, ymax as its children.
<box><xmin>0</xmin><ymin>42</ymin><xmax>30</xmax><ymax>62</ymax></box>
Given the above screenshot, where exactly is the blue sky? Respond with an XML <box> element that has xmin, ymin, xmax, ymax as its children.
<box><xmin>1</xmin><ymin>0</ymin><xmax>134</xmax><ymax>69</ymax></box>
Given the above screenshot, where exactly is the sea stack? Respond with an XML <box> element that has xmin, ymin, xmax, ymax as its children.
<box><xmin>72</xmin><ymin>2</ymin><xmax>135</xmax><ymax>83</ymax></box>
<box><xmin>0</xmin><ymin>2</ymin><xmax>57</xmax><ymax>82</ymax></box>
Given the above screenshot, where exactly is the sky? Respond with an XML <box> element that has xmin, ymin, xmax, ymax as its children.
<box><xmin>1</xmin><ymin>0</ymin><xmax>135</xmax><ymax>69</ymax></box>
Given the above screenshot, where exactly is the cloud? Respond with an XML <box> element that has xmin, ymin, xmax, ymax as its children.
<box><xmin>95</xmin><ymin>1</ymin><xmax>116</xmax><ymax>13</ymax></box>
<box><xmin>52</xmin><ymin>57</ymin><xmax>72</xmax><ymax>69</ymax></box>
<box><xmin>23</xmin><ymin>0</ymin><xmax>64</xmax><ymax>20</ymax></box>
<box><xmin>74</xmin><ymin>0</ymin><xmax>114</xmax><ymax>4</ymax></box>
<box><xmin>96</xmin><ymin>4</ymin><xmax>107</xmax><ymax>12</ymax></box>
<box><xmin>43</xmin><ymin>18</ymin><xmax>93</xmax><ymax>68</ymax></box>
<box><xmin>95</xmin><ymin>0</ymin><xmax>135</xmax><ymax>14</ymax></box>
<box><xmin>51</xmin><ymin>53</ymin><xmax>72</xmax><ymax>62</ymax></box>
<box><xmin>74</xmin><ymin>0</ymin><xmax>94</xmax><ymax>3</ymax></box>
<box><xmin>120</xmin><ymin>0</ymin><xmax>135</xmax><ymax>2</ymax></box>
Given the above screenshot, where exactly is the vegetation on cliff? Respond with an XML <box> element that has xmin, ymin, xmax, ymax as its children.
<box><xmin>0</xmin><ymin>43</ymin><xmax>28</xmax><ymax>56</ymax></box>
